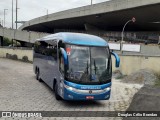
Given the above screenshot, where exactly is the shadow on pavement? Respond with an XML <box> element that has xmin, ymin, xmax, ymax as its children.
<box><xmin>123</xmin><ymin>85</ymin><xmax>160</xmax><ymax>120</ymax></box>
<box><xmin>62</xmin><ymin>100</ymin><xmax>104</xmax><ymax>107</ymax></box>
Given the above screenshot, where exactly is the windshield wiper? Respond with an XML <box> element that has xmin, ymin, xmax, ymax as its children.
<box><xmin>79</xmin><ymin>60</ymin><xmax>90</xmax><ymax>82</ymax></box>
<box><xmin>87</xmin><ymin>60</ymin><xmax>89</xmax><ymax>74</ymax></box>
<box><xmin>94</xmin><ymin>59</ymin><xmax>97</xmax><ymax>74</ymax></box>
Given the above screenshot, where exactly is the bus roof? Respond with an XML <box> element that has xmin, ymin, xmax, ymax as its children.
<box><xmin>39</xmin><ymin>32</ymin><xmax>108</xmax><ymax>46</ymax></box>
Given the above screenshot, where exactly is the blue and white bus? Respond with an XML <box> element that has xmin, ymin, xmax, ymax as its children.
<box><xmin>33</xmin><ymin>32</ymin><xmax>120</xmax><ymax>100</ymax></box>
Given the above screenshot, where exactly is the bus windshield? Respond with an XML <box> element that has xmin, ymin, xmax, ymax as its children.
<box><xmin>65</xmin><ymin>44</ymin><xmax>111</xmax><ymax>84</ymax></box>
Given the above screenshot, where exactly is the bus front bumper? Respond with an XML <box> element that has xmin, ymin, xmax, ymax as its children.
<box><xmin>63</xmin><ymin>87</ymin><xmax>111</xmax><ymax>100</ymax></box>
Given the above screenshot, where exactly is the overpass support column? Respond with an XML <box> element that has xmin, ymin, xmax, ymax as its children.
<box><xmin>12</xmin><ymin>39</ymin><xmax>14</xmax><ymax>47</ymax></box>
<box><xmin>20</xmin><ymin>41</ymin><xmax>26</xmax><ymax>47</ymax></box>
<box><xmin>0</xmin><ymin>36</ymin><xmax>3</xmax><ymax>46</ymax></box>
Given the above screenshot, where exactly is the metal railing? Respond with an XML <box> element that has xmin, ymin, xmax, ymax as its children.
<box><xmin>54</xmin><ymin>29</ymin><xmax>160</xmax><ymax>44</ymax></box>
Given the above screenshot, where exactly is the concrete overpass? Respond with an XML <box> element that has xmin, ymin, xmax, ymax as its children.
<box><xmin>1</xmin><ymin>0</ymin><xmax>160</xmax><ymax>46</ymax></box>
<box><xmin>0</xmin><ymin>27</ymin><xmax>49</xmax><ymax>46</ymax></box>
<box><xmin>19</xmin><ymin>0</ymin><xmax>160</xmax><ymax>33</ymax></box>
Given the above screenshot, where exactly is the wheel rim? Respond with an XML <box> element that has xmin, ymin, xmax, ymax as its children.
<box><xmin>36</xmin><ymin>70</ymin><xmax>39</xmax><ymax>80</ymax></box>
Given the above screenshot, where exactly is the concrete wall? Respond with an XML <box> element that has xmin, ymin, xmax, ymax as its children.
<box><xmin>112</xmin><ymin>55</ymin><xmax>160</xmax><ymax>75</ymax></box>
<box><xmin>120</xmin><ymin>45</ymin><xmax>160</xmax><ymax>56</ymax></box>
<box><xmin>0</xmin><ymin>47</ymin><xmax>160</xmax><ymax>75</ymax></box>
<box><xmin>0</xmin><ymin>48</ymin><xmax>33</xmax><ymax>61</ymax></box>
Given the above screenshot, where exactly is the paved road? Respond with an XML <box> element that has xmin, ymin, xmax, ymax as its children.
<box><xmin>0</xmin><ymin>58</ymin><xmax>141</xmax><ymax>120</ymax></box>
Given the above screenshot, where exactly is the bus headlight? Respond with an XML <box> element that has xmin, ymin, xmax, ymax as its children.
<box><xmin>64</xmin><ymin>84</ymin><xmax>76</xmax><ymax>91</ymax></box>
<box><xmin>103</xmin><ymin>87</ymin><xmax>111</xmax><ymax>92</ymax></box>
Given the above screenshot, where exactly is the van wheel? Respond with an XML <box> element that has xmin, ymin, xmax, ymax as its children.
<box><xmin>55</xmin><ymin>83</ymin><xmax>62</xmax><ymax>100</ymax></box>
<box><xmin>36</xmin><ymin>69</ymin><xmax>42</xmax><ymax>82</ymax></box>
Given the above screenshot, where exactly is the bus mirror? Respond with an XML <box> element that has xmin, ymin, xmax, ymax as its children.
<box><xmin>60</xmin><ymin>48</ymin><xmax>68</xmax><ymax>65</ymax></box>
<box><xmin>111</xmin><ymin>52</ymin><xmax>120</xmax><ymax>68</ymax></box>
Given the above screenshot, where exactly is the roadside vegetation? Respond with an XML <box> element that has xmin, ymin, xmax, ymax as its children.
<box><xmin>3</xmin><ymin>37</ymin><xmax>12</xmax><ymax>46</ymax></box>
<box><xmin>2</xmin><ymin>37</ymin><xmax>20</xmax><ymax>46</ymax></box>
<box><xmin>154</xmin><ymin>72</ymin><xmax>160</xmax><ymax>86</ymax></box>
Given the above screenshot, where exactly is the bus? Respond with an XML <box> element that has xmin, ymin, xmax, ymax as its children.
<box><xmin>33</xmin><ymin>32</ymin><xmax>120</xmax><ymax>100</ymax></box>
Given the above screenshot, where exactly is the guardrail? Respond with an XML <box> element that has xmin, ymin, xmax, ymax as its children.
<box><xmin>0</xmin><ymin>46</ymin><xmax>33</xmax><ymax>50</ymax></box>
<box><xmin>0</xmin><ymin>27</ymin><xmax>50</xmax><ymax>43</ymax></box>
<box><xmin>54</xmin><ymin>29</ymin><xmax>160</xmax><ymax>44</ymax></box>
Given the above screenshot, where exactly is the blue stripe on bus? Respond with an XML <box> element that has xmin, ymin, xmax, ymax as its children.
<box><xmin>63</xmin><ymin>87</ymin><xmax>111</xmax><ymax>100</ymax></box>
<box><xmin>64</xmin><ymin>80</ymin><xmax>111</xmax><ymax>90</ymax></box>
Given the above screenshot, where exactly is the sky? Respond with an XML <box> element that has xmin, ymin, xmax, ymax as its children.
<box><xmin>0</xmin><ymin>0</ymin><xmax>109</xmax><ymax>28</ymax></box>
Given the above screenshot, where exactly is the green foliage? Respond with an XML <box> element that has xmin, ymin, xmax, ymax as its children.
<box><xmin>2</xmin><ymin>37</ymin><xmax>21</xmax><ymax>47</ymax></box>
<box><xmin>3</xmin><ymin>37</ymin><xmax>12</xmax><ymax>46</ymax></box>
<box><xmin>155</xmin><ymin>73</ymin><xmax>160</xmax><ymax>86</ymax></box>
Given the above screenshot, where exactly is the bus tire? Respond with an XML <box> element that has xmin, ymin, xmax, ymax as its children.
<box><xmin>55</xmin><ymin>83</ymin><xmax>62</xmax><ymax>100</ymax></box>
<box><xmin>36</xmin><ymin>69</ymin><xmax>39</xmax><ymax>80</ymax></box>
<box><xmin>36</xmin><ymin>69</ymin><xmax>42</xmax><ymax>82</ymax></box>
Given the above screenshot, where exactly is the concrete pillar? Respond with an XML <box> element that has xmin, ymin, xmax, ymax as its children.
<box><xmin>16</xmin><ymin>40</ymin><xmax>17</xmax><ymax>46</ymax></box>
<box><xmin>20</xmin><ymin>41</ymin><xmax>26</xmax><ymax>47</ymax></box>
<box><xmin>0</xmin><ymin>36</ymin><xmax>3</xmax><ymax>46</ymax></box>
<box><xmin>12</xmin><ymin>39</ymin><xmax>14</xmax><ymax>47</ymax></box>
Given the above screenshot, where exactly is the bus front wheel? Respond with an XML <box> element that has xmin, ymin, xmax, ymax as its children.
<box><xmin>55</xmin><ymin>83</ymin><xmax>62</xmax><ymax>100</ymax></box>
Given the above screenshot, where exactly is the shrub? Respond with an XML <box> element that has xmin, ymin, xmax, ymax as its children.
<box><xmin>22</xmin><ymin>56</ymin><xmax>29</xmax><ymax>62</ymax></box>
<box><xmin>155</xmin><ymin>72</ymin><xmax>160</xmax><ymax>86</ymax></box>
<box><xmin>11</xmin><ymin>54</ymin><xmax>18</xmax><ymax>60</ymax></box>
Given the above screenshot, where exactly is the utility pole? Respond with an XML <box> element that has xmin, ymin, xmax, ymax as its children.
<box><xmin>12</xmin><ymin>0</ymin><xmax>14</xmax><ymax>29</ymax></box>
<box><xmin>16</xmin><ymin>0</ymin><xmax>18</xmax><ymax>29</ymax></box>
<box><xmin>2</xmin><ymin>20</ymin><xmax>3</xmax><ymax>27</ymax></box>
<box><xmin>121</xmin><ymin>17</ymin><xmax>136</xmax><ymax>52</ymax></box>
<box><xmin>4</xmin><ymin>9</ymin><xmax>8</xmax><ymax>27</ymax></box>
<box><xmin>91</xmin><ymin>0</ymin><xmax>93</xmax><ymax>5</ymax></box>
<box><xmin>47</xmin><ymin>9</ymin><xmax>48</xmax><ymax>16</ymax></box>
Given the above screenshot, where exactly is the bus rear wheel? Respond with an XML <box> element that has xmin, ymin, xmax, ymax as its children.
<box><xmin>36</xmin><ymin>69</ymin><xmax>42</xmax><ymax>82</ymax></box>
<box><xmin>55</xmin><ymin>83</ymin><xmax>62</xmax><ymax>100</ymax></box>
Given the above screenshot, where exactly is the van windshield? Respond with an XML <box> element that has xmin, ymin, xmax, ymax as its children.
<box><xmin>65</xmin><ymin>44</ymin><xmax>111</xmax><ymax>85</ymax></box>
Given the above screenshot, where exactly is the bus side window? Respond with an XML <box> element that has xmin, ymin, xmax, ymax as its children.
<box><xmin>46</xmin><ymin>45</ymin><xmax>57</xmax><ymax>60</ymax></box>
<box><xmin>38</xmin><ymin>41</ymin><xmax>48</xmax><ymax>55</ymax></box>
<box><xmin>52</xmin><ymin>46</ymin><xmax>57</xmax><ymax>60</ymax></box>
<box><xmin>45</xmin><ymin>40</ymin><xmax>58</xmax><ymax>60</ymax></box>
<box><xmin>59</xmin><ymin>53</ymin><xmax>64</xmax><ymax>75</ymax></box>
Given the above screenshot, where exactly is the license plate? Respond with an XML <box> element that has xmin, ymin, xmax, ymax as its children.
<box><xmin>86</xmin><ymin>96</ymin><xmax>94</xmax><ymax>100</ymax></box>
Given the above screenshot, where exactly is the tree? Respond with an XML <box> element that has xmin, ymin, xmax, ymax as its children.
<box><xmin>3</xmin><ymin>37</ymin><xmax>12</xmax><ymax>46</ymax></box>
